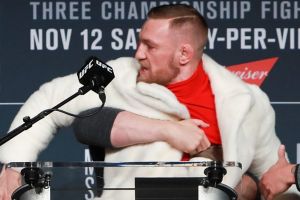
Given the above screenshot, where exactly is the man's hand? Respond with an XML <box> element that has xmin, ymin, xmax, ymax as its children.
<box><xmin>0</xmin><ymin>167</ymin><xmax>22</xmax><ymax>200</ymax></box>
<box><xmin>162</xmin><ymin>119</ymin><xmax>211</xmax><ymax>154</ymax></box>
<box><xmin>259</xmin><ymin>145</ymin><xmax>296</xmax><ymax>200</ymax></box>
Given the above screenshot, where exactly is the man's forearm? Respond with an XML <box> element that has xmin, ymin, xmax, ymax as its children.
<box><xmin>110</xmin><ymin>111</ymin><xmax>167</xmax><ymax>147</ymax></box>
<box><xmin>111</xmin><ymin>111</ymin><xmax>210</xmax><ymax>153</ymax></box>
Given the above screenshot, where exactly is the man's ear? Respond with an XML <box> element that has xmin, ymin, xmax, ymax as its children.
<box><xmin>179</xmin><ymin>44</ymin><xmax>194</xmax><ymax>65</ymax></box>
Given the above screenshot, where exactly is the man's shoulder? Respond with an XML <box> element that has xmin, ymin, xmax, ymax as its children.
<box><xmin>247</xmin><ymin>83</ymin><xmax>270</xmax><ymax>101</ymax></box>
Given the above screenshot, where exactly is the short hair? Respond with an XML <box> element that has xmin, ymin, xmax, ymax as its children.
<box><xmin>147</xmin><ymin>4</ymin><xmax>208</xmax><ymax>49</ymax></box>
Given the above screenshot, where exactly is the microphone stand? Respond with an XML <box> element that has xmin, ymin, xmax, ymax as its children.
<box><xmin>0</xmin><ymin>57</ymin><xmax>112</xmax><ymax>199</ymax></box>
<box><xmin>0</xmin><ymin>81</ymin><xmax>104</xmax><ymax>199</ymax></box>
<box><xmin>0</xmin><ymin>84</ymin><xmax>93</xmax><ymax>146</ymax></box>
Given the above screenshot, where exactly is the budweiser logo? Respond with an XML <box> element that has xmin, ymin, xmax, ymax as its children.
<box><xmin>227</xmin><ymin>57</ymin><xmax>278</xmax><ymax>86</ymax></box>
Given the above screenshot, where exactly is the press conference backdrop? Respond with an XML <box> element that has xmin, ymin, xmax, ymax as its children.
<box><xmin>0</xmin><ymin>0</ymin><xmax>300</xmax><ymax>199</ymax></box>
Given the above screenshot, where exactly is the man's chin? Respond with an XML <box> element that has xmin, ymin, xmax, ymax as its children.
<box><xmin>137</xmin><ymin>74</ymin><xmax>147</xmax><ymax>82</ymax></box>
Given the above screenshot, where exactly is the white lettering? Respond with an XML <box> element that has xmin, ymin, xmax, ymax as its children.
<box><xmin>125</xmin><ymin>29</ymin><xmax>138</xmax><ymax>50</ymax></box>
<box><xmin>79</xmin><ymin>60</ymin><xmax>93</xmax><ymax>79</ymax></box>
<box><xmin>30</xmin><ymin>29</ymin><xmax>43</xmax><ymax>50</ymax></box>
<box><xmin>111</xmin><ymin>28</ymin><xmax>140</xmax><ymax>50</ymax></box>
<box><xmin>111</xmin><ymin>28</ymin><xmax>124</xmax><ymax>50</ymax></box>
<box><xmin>281</xmin><ymin>1</ymin><xmax>291</xmax><ymax>19</ymax></box>
<box><xmin>29</xmin><ymin>1</ymin><xmax>91</xmax><ymax>20</ymax></box>
<box><xmin>115</xmin><ymin>2</ymin><xmax>125</xmax><ymax>19</ymax></box>
<box><xmin>99</xmin><ymin>1</ymin><xmax>251</xmax><ymax>20</ymax></box>
<box><xmin>60</xmin><ymin>29</ymin><xmax>72</xmax><ymax>49</ymax></box>
<box><xmin>56</xmin><ymin>2</ymin><xmax>66</xmax><ymax>20</ymax></box>
<box><xmin>206</xmin><ymin>1</ymin><xmax>217</xmax><ymax>19</ymax></box>
<box><xmin>254</xmin><ymin>28</ymin><xmax>267</xmax><ymax>49</ymax></box>
<box><xmin>84</xmin><ymin>149</ymin><xmax>95</xmax><ymax>200</ymax></box>
<box><xmin>195</xmin><ymin>1</ymin><xmax>251</xmax><ymax>19</ymax></box>
<box><xmin>233</xmin><ymin>67</ymin><xmax>268</xmax><ymax>80</ymax></box>
<box><xmin>69</xmin><ymin>2</ymin><xmax>79</xmax><ymax>20</ymax></box>
<box><xmin>95</xmin><ymin>60</ymin><xmax>113</xmax><ymax>73</ymax></box>
<box><xmin>240</xmin><ymin>1</ymin><xmax>251</xmax><ymax>19</ymax></box>
<box><xmin>80</xmin><ymin>29</ymin><xmax>103</xmax><ymax>50</ymax></box>
<box><xmin>81</xmin><ymin>2</ymin><xmax>91</xmax><ymax>19</ymax></box>
<box><xmin>101</xmin><ymin>1</ymin><xmax>112</xmax><ymax>20</ymax></box>
<box><xmin>220</xmin><ymin>1</ymin><xmax>230</xmax><ymax>19</ymax></box>
<box><xmin>261</xmin><ymin>1</ymin><xmax>300</xmax><ymax>19</ymax></box>
<box><xmin>30</xmin><ymin>29</ymin><xmax>72</xmax><ymax>51</ymax></box>
<box><xmin>207</xmin><ymin>28</ymin><xmax>299</xmax><ymax>50</ymax></box>
<box><xmin>43</xmin><ymin>2</ymin><xmax>53</xmax><ymax>20</ymax></box>
<box><xmin>277</xmin><ymin>28</ymin><xmax>299</xmax><ymax>49</ymax></box>
<box><xmin>127</xmin><ymin>2</ymin><xmax>138</xmax><ymax>19</ymax></box>
<box><xmin>226</xmin><ymin>28</ymin><xmax>239</xmax><ymax>49</ymax></box>
<box><xmin>207</xmin><ymin>28</ymin><xmax>218</xmax><ymax>49</ymax></box>
<box><xmin>84</xmin><ymin>149</ymin><xmax>94</xmax><ymax>175</ymax></box>
<box><xmin>84</xmin><ymin>177</ymin><xmax>95</xmax><ymax>200</ymax></box>
<box><xmin>261</xmin><ymin>1</ymin><xmax>271</xmax><ymax>19</ymax></box>
<box><xmin>30</xmin><ymin>2</ymin><xmax>40</xmax><ymax>20</ymax></box>
<box><xmin>240</xmin><ymin>28</ymin><xmax>252</xmax><ymax>49</ymax></box>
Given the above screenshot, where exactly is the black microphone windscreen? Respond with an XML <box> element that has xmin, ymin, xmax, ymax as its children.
<box><xmin>77</xmin><ymin>57</ymin><xmax>115</xmax><ymax>93</ymax></box>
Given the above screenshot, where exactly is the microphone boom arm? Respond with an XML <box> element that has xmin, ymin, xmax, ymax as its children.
<box><xmin>0</xmin><ymin>84</ymin><xmax>93</xmax><ymax>146</ymax></box>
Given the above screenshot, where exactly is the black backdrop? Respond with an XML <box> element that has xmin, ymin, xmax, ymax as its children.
<box><xmin>1</xmin><ymin>1</ymin><xmax>300</xmax><ymax>199</ymax></box>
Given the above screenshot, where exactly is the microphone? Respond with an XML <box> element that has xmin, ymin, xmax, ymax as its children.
<box><xmin>77</xmin><ymin>57</ymin><xmax>115</xmax><ymax>94</ymax></box>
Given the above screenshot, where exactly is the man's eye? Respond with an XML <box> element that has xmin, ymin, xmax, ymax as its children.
<box><xmin>147</xmin><ymin>45</ymin><xmax>155</xmax><ymax>49</ymax></box>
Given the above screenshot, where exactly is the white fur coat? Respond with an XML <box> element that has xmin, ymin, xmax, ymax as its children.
<box><xmin>0</xmin><ymin>55</ymin><xmax>298</xmax><ymax>199</ymax></box>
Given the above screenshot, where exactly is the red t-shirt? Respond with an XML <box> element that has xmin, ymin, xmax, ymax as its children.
<box><xmin>167</xmin><ymin>61</ymin><xmax>221</xmax><ymax>160</ymax></box>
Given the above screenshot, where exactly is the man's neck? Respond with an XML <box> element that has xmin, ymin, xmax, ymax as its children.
<box><xmin>170</xmin><ymin>59</ymin><xmax>200</xmax><ymax>84</ymax></box>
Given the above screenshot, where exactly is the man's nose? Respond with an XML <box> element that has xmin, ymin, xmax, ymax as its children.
<box><xmin>135</xmin><ymin>43</ymin><xmax>146</xmax><ymax>60</ymax></box>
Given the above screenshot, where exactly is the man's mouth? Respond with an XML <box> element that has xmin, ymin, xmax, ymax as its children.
<box><xmin>139</xmin><ymin>66</ymin><xmax>148</xmax><ymax>74</ymax></box>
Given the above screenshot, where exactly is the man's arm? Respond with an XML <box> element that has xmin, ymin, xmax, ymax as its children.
<box><xmin>74</xmin><ymin>108</ymin><xmax>211</xmax><ymax>154</ymax></box>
